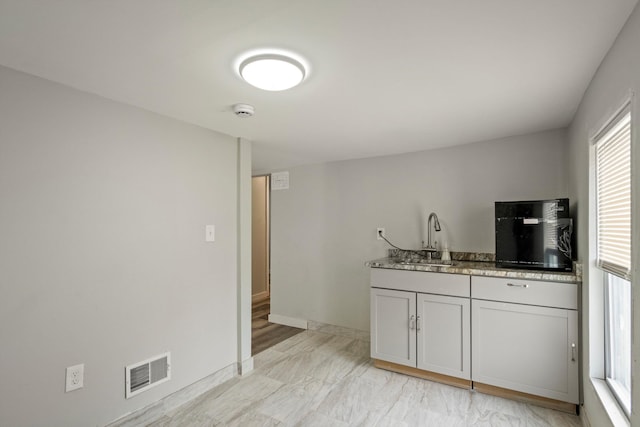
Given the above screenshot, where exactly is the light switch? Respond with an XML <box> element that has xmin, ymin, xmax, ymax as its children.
<box><xmin>205</xmin><ymin>225</ymin><xmax>215</xmax><ymax>242</ymax></box>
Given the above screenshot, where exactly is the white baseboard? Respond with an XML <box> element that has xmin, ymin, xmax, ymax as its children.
<box><xmin>307</xmin><ymin>320</ymin><xmax>370</xmax><ymax>342</ymax></box>
<box><xmin>268</xmin><ymin>313</ymin><xmax>308</xmax><ymax>329</ymax></box>
<box><xmin>238</xmin><ymin>357</ymin><xmax>254</xmax><ymax>375</ymax></box>
<box><xmin>106</xmin><ymin>362</ymin><xmax>237</xmax><ymax>427</ymax></box>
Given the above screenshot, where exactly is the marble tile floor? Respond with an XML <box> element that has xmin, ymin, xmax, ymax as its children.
<box><xmin>147</xmin><ymin>330</ymin><xmax>582</xmax><ymax>427</ymax></box>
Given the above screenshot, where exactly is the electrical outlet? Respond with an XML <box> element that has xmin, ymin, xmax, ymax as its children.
<box><xmin>65</xmin><ymin>364</ymin><xmax>84</xmax><ymax>392</ymax></box>
<box><xmin>377</xmin><ymin>228</ymin><xmax>385</xmax><ymax>240</ymax></box>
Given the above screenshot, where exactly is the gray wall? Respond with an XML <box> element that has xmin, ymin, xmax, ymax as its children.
<box><xmin>270</xmin><ymin>130</ymin><xmax>568</xmax><ymax>331</ymax></box>
<box><xmin>567</xmin><ymin>3</ymin><xmax>640</xmax><ymax>426</ymax></box>
<box><xmin>0</xmin><ymin>66</ymin><xmax>239</xmax><ymax>426</ymax></box>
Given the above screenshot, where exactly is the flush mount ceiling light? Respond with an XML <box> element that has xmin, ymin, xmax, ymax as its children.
<box><xmin>239</xmin><ymin>54</ymin><xmax>306</xmax><ymax>91</ymax></box>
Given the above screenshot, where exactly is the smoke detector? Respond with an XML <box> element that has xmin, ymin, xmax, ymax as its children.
<box><xmin>233</xmin><ymin>103</ymin><xmax>254</xmax><ymax>118</ymax></box>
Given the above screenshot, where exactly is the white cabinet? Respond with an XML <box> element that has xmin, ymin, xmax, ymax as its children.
<box><xmin>370</xmin><ymin>268</ymin><xmax>580</xmax><ymax>407</ymax></box>
<box><xmin>417</xmin><ymin>293</ymin><xmax>470</xmax><ymax>379</ymax></box>
<box><xmin>370</xmin><ymin>288</ymin><xmax>416</xmax><ymax>367</ymax></box>
<box><xmin>370</xmin><ymin>270</ymin><xmax>471</xmax><ymax>381</ymax></box>
<box><xmin>471</xmin><ymin>277</ymin><xmax>579</xmax><ymax>404</ymax></box>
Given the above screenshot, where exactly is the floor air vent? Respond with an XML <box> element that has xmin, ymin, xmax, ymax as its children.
<box><xmin>125</xmin><ymin>352</ymin><xmax>171</xmax><ymax>398</ymax></box>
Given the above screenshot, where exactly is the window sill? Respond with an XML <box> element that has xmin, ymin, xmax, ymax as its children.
<box><xmin>590</xmin><ymin>378</ymin><xmax>629</xmax><ymax>427</ymax></box>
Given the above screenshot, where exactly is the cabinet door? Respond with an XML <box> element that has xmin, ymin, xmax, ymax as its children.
<box><xmin>370</xmin><ymin>288</ymin><xmax>416</xmax><ymax>367</ymax></box>
<box><xmin>416</xmin><ymin>293</ymin><xmax>470</xmax><ymax>379</ymax></box>
<box><xmin>472</xmin><ymin>299</ymin><xmax>579</xmax><ymax>403</ymax></box>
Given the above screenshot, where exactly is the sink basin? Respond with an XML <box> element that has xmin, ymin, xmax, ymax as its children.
<box><xmin>393</xmin><ymin>258</ymin><xmax>454</xmax><ymax>268</ymax></box>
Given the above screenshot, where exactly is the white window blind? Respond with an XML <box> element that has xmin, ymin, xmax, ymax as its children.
<box><xmin>596</xmin><ymin>110</ymin><xmax>631</xmax><ymax>280</ymax></box>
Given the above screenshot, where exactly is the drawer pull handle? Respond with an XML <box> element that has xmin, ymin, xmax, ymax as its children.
<box><xmin>507</xmin><ymin>283</ymin><xmax>529</xmax><ymax>288</ymax></box>
<box><xmin>571</xmin><ymin>343</ymin><xmax>576</xmax><ymax>362</ymax></box>
<box><xmin>409</xmin><ymin>315</ymin><xmax>416</xmax><ymax>330</ymax></box>
<box><xmin>416</xmin><ymin>315</ymin><xmax>421</xmax><ymax>332</ymax></box>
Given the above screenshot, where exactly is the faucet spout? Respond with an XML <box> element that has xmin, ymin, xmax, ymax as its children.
<box><xmin>429</xmin><ymin>212</ymin><xmax>441</xmax><ymax>232</ymax></box>
<box><xmin>424</xmin><ymin>212</ymin><xmax>441</xmax><ymax>256</ymax></box>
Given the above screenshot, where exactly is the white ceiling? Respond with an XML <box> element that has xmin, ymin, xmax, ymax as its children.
<box><xmin>0</xmin><ymin>1</ymin><xmax>637</xmax><ymax>171</ymax></box>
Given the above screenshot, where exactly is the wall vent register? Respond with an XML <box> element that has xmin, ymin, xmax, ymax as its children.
<box><xmin>125</xmin><ymin>352</ymin><xmax>171</xmax><ymax>399</ymax></box>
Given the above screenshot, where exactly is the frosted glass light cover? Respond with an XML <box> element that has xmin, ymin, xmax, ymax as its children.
<box><xmin>240</xmin><ymin>54</ymin><xmax>305</xmax><ymax>91</ymax></box>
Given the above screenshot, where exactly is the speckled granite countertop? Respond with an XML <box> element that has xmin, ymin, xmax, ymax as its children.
<box><xmin>366</xmin><ymin>250</ymin><xmax>581</xmax><ymax>284</ymax></box>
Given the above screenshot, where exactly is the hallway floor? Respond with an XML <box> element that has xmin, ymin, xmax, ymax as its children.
<box><xmin>148</xmin><ymin>329</ymin><xmax>582</xmax><ymax>426</ymax></box>
<box><xmin>252</xmin><ymin>295</ymin><xmax>304</xmax><ymax>356</ymax></box>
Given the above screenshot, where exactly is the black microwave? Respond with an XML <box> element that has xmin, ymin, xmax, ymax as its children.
<box><xmin>495</xmin><ymin>199</ymin><xmax>573</xmax><ymax>272</ymax></box>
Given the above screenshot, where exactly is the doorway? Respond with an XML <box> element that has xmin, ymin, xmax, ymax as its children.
<box><xmin>251</xmin><ymin>175</ymin><xmax>270</xmax><ymax>303</ymax></box>
<box><xmin>251</xmin><ymin>175</ymin><xmax>303</xmax><ymax>355</ymax></box>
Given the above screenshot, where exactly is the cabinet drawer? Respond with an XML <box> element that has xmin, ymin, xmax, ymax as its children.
<box><xmin>371</xmin><ymin>268</ymin><xmax>470</xmax><ymax>297</ymax></box>
<box><xmin>471</xmin><ymin>276</ymin><xmax>577</xmax><ymax>309</ymax></box>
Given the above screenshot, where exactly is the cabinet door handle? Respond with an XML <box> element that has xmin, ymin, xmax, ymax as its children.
<box><xmin>409</xmin><ymin>315</ymin><xmax>416</xmax><ymax>330</ymax></box>
<box><xmin>416</xmin><ymin>315</ymin><xmax>421</xmax><ymax>332</ymax></box>
<box><xmin>571</xmin><ymin>343</ymin><xmax>576</xmax><ymax>362</ymax></box>
<box><xmin>507</xmin><ymin>283</ymin><xmax>529</xmax><ymax>288</ymax></box>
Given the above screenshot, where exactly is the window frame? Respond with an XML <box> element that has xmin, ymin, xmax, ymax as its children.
<box><xmin>604</xmin><ymin>272</ymin><xmax>632</xmax><ymax>416</ymax></box>
<box><xmin>592</xmin><ymin>102</ymin><xmax>633</xmax><ymax>418</ymax></box>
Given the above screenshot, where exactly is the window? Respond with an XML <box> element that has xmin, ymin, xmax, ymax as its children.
<box><xmin>594</xmin><ymin>108</ymin><xmax>632</xmax><ymax>416</ymax></box>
